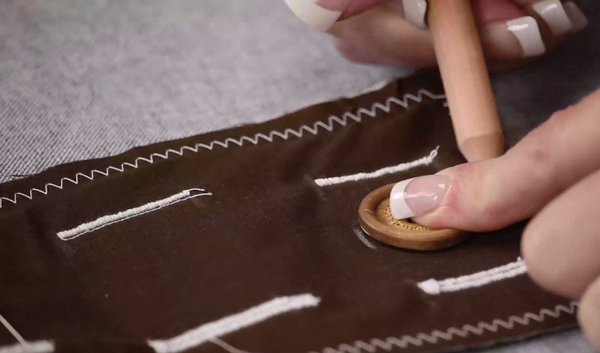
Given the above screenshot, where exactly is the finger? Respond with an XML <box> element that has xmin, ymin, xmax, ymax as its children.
<box><xmin>472</xmin><ymin>0</ymin><xmax>546</xmax><ymax>61</ymax></box>
<box><xmin>522</xmin><ymin>169</ymin><xmax>600</xmax><ymax>299</ymax></box>
<box><xmin>478</xmin><ymin>0</ymin><xmax>588</xmax><ymax>59</ymax></box>
<box><xmin>329</xmin><ymin>4</ymin><xmax>436</xmax><ymax>68</ymax></box>
<box><xmin>330</xmin><ymin>0</ymin><xmax>531</xmax><ymax>70</ymax></box>
<box><xmin>403</xmin><ymin>0</ymin><xmax>588</xmax><ymax>39</ymax></box>
<box><xmin>340</xmin><ymin>0</ymin><xmax>387</xmax><ymax>20</ymax></box>
<box><xmin>401</xmin><ymin>0</ymin><xmax>539</xmax><ymax>61</ymax></box>
<box><xmin>285</xmin><ymin>0</ymin><xmax>383</xmax><ymax>31</ymax></box>
<box><xmin>402</xmin><ymin>0</ymin><xmax>588</xmax><ymax>64</ymax></box>
<box><xmin>330</xmin><ymin>0</ymin><xmax>525</xmax><ymax>70</ymax></box>
<box><xmin>530</xmin><ymin>0</ymin><xmax>578</xmax><ymax>37</ymax></box>
<box><xmin>332</xmin><ymin>37</ymin><xmax>411</xmax><ymax>66</ymax></box>
<box><xmin>483</xmin><ymin>0</ymin><xmax>590</xmax><ymax>71</ymax></box>
<box><xmin>579</xmin><ymin>276</ymin><xmax>600</xmax><ymax>350</ymax></box>
<box><xmin>515</xmin><ymin>0</ymin><xmax>588</xmax><ymax>34</ymax></box>
<box><xmin>401</xmin><ymin>0</ymin><xmax>428</xmax><ymax>29</ymax></box>
<box><xmin>319</xmin><ymin>0</ymin><xmax>588</xmax><ymax>70</ymax></box>
<box><xmin>471</xmin><ymin>0</ymin><xmax>525</xmax><ymax>26</ymax></box>
<box><xmin>388</xmin><ymin>88</ymin><xmax>600</xmax><ymax>232</ymax></box>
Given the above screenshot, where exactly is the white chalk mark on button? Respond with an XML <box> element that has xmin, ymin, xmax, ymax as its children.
<box><xmin>353</xmin><ymin>227</ymin><xmax>377</xmax><ymax>250</ymax></box>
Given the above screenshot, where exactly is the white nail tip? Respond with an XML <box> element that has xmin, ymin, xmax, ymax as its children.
<box><xmin>506</xmin><ymin>16</ymin><xmax>546</xmax><ymax>57</ymax></box>
<box><xmin>563</xmin><ymin>2</ymin><xmax>589</xmax><ymax>32</ymax></box>
<box><xmin>403</xmin><ymin>0</ymin><xmax>428</xmax><ymax>29</ymax></box>
<box><xmin>532</xmin><ymin>0</ymin><xmax>573</xmax><ymax>37</ymax></box>
<box><xmin>285</xmin><ymin>0</ymin><xmax>342</xmax><ymax>31</ymax></box>
<box><xmin>390</xmin><ymin>178</ymin><xmax>416</xmax><ymax>220</ymax></box>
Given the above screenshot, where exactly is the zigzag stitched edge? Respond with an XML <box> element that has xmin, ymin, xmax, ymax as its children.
<box><xmin>0</xmin><ymin>90</ymin><xmax>446</xmax><ymax>209</ymax></box>
<box><xmin>310</xmin><ymin>301</ymin><xmax>578</xmax><ymax>353</ymax></box>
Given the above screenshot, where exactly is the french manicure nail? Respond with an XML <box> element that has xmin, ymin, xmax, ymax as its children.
<box><xmin>481</xmin><ymin>17</ymin><xmax>545</xmax><ymax>59</ymax></box>
<box><xmin>481</xmin><ymin>23</ymin><xmax>526</xmax><ymax>59</ymax></box>
<box><xmin>285</xmin><ymin>0</ymin><xmax>352</xmax><ymax>31</ymax></box>
<box><xmin>563</xmin><ymin>2</ymin><xmax>589</xmax><ymax>33</ymax></box>
<box><xmin>506</xmin><ymin>16</ymin><xmax>546</xmax><ymax>57</ymax></box>
<box><xmin>389</xmin><ymin>175</ymin><xmax>452</xmax><ymax>220</ymax></box>
<box><xmin>532</xmin><ymin>0</ymin><xmax>573</xmax><ymax>37</ymax></box>
<box><xmin>403</xmin><ymin>0</ymin><xmax>428</xmax><ymax>29</ymax></box>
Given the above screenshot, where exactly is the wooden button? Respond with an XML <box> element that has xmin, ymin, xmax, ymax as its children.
<box><xmin>358</xmin><ymin>183</ymin><xmax>469</xmax><ymax>251</ymax></box>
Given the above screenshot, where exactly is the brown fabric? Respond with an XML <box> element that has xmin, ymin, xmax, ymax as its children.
<box><xmin>0</xmin><ymin>70</ymin><xmax>576</xmax><ymax>353</ymax></box>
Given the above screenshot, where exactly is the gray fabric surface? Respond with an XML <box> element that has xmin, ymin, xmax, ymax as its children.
<box><xmin>0</xmin><ymin>0</ymin><xmax>598</xmax><ymax>352</ymax></box>
<box><xmin>0</xmin><ymin>0</ymin><xmax>411</xmax><ymax>182</ymax></box>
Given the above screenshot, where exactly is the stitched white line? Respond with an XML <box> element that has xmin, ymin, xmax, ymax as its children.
<box><xmin>209</xmin><ymin>338</ymin><xmax>257</xmax><ymax>353</ymax></box>
<box><xmin>310</xmin><ymin>301</ymin><xmax>578</xmax><ymax>353</ymax></box>
<box><xmin>0</xmin><ymin>341</ymin><xmax>54</xmax><ymax>353</ymax></box>
<box><xmin>0</xmin><ymin>90</ymin><xmax>446</xmax><ymax>210</ymax></box>
<box><xmin>0</xmin><ymin>314</ymin><xmax>26</xmax><ymax>346</ymax></box>
<box><xmin>148</xmin><ymin>294</ymin><xmax>320</xmax><ymax>353</ymax></box>
<box><xmin>417</xmin><ymin>258</ymin><xmax>528</xmax><ymax>295</ymax></box>
<box><xmin>314</xmin><ymin>147</ymin><xmax>440</xmax><ymax>187</ymax></box>
<box><xmin>56</xmin><ymin>189</ymin><xmax>211</xmax><ymax>241</ymax></box>
<box><xmin>353</xmin><ymin>227</ymin><xmax>376</xmax><ymax>250</ymax></box>
<box><xmin>0</xmin><ymin>314</ymin><xmax>53</xmax><ymax>353</ymax></box>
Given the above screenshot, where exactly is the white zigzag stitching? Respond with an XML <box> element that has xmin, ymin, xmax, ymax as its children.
<box><xmin>0</xmin><ymin>90</ymin><xmax>445</xmax><ymax>210</ymax></box>
<box><xmin>311</xmin><ymin>301</ymin><xmax>578</xmax><ymax>353</ymax></box>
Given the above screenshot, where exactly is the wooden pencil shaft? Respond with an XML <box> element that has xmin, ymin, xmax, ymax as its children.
<box><xmin>428</xmin><ymin>0</ymin><xmax>504</xmax><ymax>161</ymax></box>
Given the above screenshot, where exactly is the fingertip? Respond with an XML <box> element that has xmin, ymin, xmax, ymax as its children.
<box><xmin>401</xmin><ymin>0</ymin><xmax>428</xmax><ymax>29</ymax></box>
<box><xmin>563</xmin><ymin>1</ymin><xmax>589</xmax><ymax>33</ymax></box>
<box><xmin>409</xmin><ymin>165</ymin><xmax>478</xmax><ymax>231</ymax></box>
<box><xmin>478</xmin><ymin>0</ymin><xmax>588</xmax><ymax>64</ymax></box>
<box><xmin>579</xmin><ymin>277</ymin><xmax>600</xmax><ymax>350</ymax></box>
<box><xmin>521</xmin><ymin>217</ymin><xmax>557</xmax><ymax>294</ymax></box>
<box><xmin>338</xmin><ymin>0</ymin><xmax>385</xmax><ymax>21</ymax></box>
<box><xmin>471</xmin><ymin>0</ymin><xmax>525</xmax><ymax>27</ymax></box>
<box><xmin>413</xmin><ymin>157</ymin><xmax>532</xmax><ymax>232</ymax></box>
<box><xmin>285</xmin><ymin>0</ymin><xmax>344</xmax><ymax>31</ymax></box>
<box><xmin>521</xmin><ymin>176</ymin><xmax>600</xmax><ymax>300</ymax></box>
<box><xmin>480</xmin><ymin>16</ymin><xmax>546</xmax><ymax>61</ymax></box>
<box><xmin>328</xmin><ymin>5</ymin><xmax>437</xmax><ymax>68</ymax></box>
<box><xmin>531</xmin><ymin>0</ymin><xmax>574</xmax><ymax>38</ymax></box>
<box><xmin>285</xmin><ymin>0</ymin><xmax>384</xmax><ymax>31</ymax></box>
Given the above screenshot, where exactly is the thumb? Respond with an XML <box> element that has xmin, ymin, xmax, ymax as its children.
<box><xmin>285</xmin><ymin>0</ymin><xmax>383</xmax><ymax>31</ymax></box>
<box><xmin>389</xmin><ymin>88</ymin><xmax>600</xmax><ymax>232</ymax></box>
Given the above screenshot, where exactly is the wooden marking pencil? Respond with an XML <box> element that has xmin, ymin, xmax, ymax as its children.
<box><xmin>428</xmin><ymin>0</ymin><xmax>505</xmax><ymax>162</ymax></box>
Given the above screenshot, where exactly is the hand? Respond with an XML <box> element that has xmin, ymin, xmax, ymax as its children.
<box><xmin>285</xmin><ymin>0</ymin><xmax>589</xmax><ymax>70</ymax></box>
<box><xmin>387</xmin><ymin>88</ymin><xmax>600</xmax><ymax>349</ymax></box>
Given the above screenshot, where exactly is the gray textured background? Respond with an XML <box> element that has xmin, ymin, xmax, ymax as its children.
<box><xmin>0</xmin><ymin>0</ymin><xmax>598</xmax><ymax>351</ymax></box>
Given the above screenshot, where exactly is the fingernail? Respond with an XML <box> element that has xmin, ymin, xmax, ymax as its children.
<box><xmin>506</xmin><ymin>16</ymin><xmax>546</xmax><ymax>57</ymax></box>
<box><xmin>481</xmin><ymin>17</ymin><xmax>546</xmax><ymax>59</ymax></box>
<box><xmin>390</xmin><ymin>175</ymin><xmax>452</xmax><ymax>219</ymax></box>
<box><xmin>563</xmin><ymin>2</ymin><xmax>589</xmax><ymax>33</ymax></box>
<box><xmin>285</xmin><ymin>0</ymin><xmax>352</xmax><ymax>31</ymax></box>
<box><xmin>403</xmin><ymin>0</ymin><xmax>428</xmax><ymax>29</ymax></box>
<box><xmin>532</xmin><ymin>0</ymin><xmax>573</xmax><ymax>37</ymax></box>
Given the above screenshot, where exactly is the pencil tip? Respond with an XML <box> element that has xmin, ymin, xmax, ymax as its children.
<box><xmin>459</xmin><ymin>132</ymin><xmax>505</xmax><ymax>162</ymax></box>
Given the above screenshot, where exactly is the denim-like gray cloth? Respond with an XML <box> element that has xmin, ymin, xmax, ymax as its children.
<box><xmin>0</xmin><ymin>0</ymin><xmax>598</xmax><ymax>352</ymax></box>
